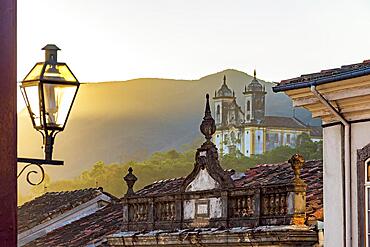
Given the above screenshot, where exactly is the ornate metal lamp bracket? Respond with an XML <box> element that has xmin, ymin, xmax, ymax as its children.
<box><xmin>17</xmin><ymin>158</ymin><xmax>63</xmax><ymax>186</ymax></box>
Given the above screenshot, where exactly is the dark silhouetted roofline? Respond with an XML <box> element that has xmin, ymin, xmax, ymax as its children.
<box><xmin>273</xmin><ymin>67</ymin><xmax>370</xmax><ymax>92</ymax></box>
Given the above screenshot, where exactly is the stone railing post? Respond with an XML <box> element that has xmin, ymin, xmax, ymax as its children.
<box><xmin>123</xmin><ymin>167</ymin><xmax>137</xmax><ymax>196</ymax></box>
<box><xmin>254</xmin><ymin>188</ymin><xmax>261</xmax><ymax>226</ymax></box>
<box><xmin>148</xmin><ymin>197</ymin><xmax>154</xmax><ymax>230</ymax></box>
<box><xmin>287</xmin><ymin>154</ymin><xmax>307</xmax><ymax>225</ymax></box>
<box><xmin>221</xmin><ymin>191</ymin><xmax>228</xmax><ymax>227</ymax></box>
<box><xmin>122</xmin><ymin>198</ymin><xmax>130</xmax><ymax>231</ymax></box>
<box><xmin>175</xmin><ymin>194</ymin><xmax>182</xmax><ymax>228</ymax></box>
<box><xmin>122</xmin><ymin>167</ymin><xmax>138</xmax><ymax>231</ymax></box>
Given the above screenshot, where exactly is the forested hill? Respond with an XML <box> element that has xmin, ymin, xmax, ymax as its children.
<box><xmin>19</xmin><ymin>135</ymin><xmax>322</xmax><ymax>205</ymax></box>
<box><xmin>17</xmin><ymin>69</ymin><xmax>320</xmax><ymax>183</ymax></box>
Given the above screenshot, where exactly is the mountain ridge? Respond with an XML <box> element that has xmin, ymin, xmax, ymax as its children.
<box><xmin>18</xmin><ymin>69</ymin><xmax>319</xmax><ymax>190</ymax></box>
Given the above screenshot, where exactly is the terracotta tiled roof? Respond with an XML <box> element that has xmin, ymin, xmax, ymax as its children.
<box><xmin>18</xmin><ymin>188</ymin><xmax>116</xmax><ymax>233</ymax></box>
<box><xmin>135</xmin><ymin>170</ymin><xmax>235</xmax><ymax>197</ymax></box>
<box><xmin>274</xmin><ymin>60</ymin><xmax>370</xmax><ymax>92</ymax></box>
<box><xmin>135</xmin><ymin>177</ymin><xmax>184</xmax><ymax>196</ymax></box>
<box><xmin>25</xmin><ymin>202</ymin><xmax>123</xmax><ymax>247</ymax></box>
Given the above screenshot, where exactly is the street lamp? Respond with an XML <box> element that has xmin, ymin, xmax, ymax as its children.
<box><xmin>18</xmin><ymin>44</ymin><xmax>79</xmax><ymax>184</ymax></box>
<box><xmin>20</xmin><ymin>44</ymin><xmax>79</xmax><ymax>161</ymax></box>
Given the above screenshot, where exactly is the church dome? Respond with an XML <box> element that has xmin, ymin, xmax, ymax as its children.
<box><xmin>247</xmin><ymin>70</ymin><xmax>264</xmax><ymax>92</ymax></box>
<box><xmin>216</xmin><ymin>75</ymin><xmax>233</xmax><ymax>97</ymax></box>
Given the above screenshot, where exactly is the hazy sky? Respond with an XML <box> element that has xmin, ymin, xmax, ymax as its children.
<box><xmin>18</xmin><ymin>0</ymin><xmax>370</xmax><ymax>83</ymax></box>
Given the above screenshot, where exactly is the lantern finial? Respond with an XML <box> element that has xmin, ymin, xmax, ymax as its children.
<box><xmin>42</xmin><ymin>44</ymin><xmax>61</xmax><ymax>63</ymax></box>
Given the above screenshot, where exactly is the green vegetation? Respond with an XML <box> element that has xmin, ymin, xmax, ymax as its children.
<box><xmin>18</xmin><ymin>135</ymin><xmax>322</xmax><ymax>206</ymax></box>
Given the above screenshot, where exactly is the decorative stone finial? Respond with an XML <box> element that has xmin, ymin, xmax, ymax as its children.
<box><xmin>254</xmin><ymin>69</ymin><xmax>256</xmax><ymax>79</ymax></box>
<box><xmin>124</xmin><ymin>167</ymin><xmax>137</xmax><ymax>196</ymax></box>
<box><xmin>288</xmin><ymin>154</ymin><xmax>305</xmax><ymax>184</ymax></box>
<box><xmin>200</xmin><ymin>94</ymin><xmax>216</xmax><ymax>142</ymax></box>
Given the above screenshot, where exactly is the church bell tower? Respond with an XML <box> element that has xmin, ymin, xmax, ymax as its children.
<box><xmin>243</xmin><ymin>70</ymin><xmax>266</xmax><ymax>124</ymax></box>
<box><xmin>213</xmin><ymin>75</ymin><xmax>235</xmax><ymax>126</ymax></box>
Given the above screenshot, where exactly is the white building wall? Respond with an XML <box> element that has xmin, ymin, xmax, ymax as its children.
<box><xmin>254</xmin><ymin>129</ymin><xmax>264</xmax><ymax>155</ymax></box>
<box><xmin>323</xmin><ymin>125</ymin><xmax>344</xmax><ymax>247</ymax></box>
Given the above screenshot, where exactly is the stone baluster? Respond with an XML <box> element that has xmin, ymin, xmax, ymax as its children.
<box><xmin>148</xmin><ymin>198</ymin><xmax>154</xmax><ymax>230</ymax></box>
<box><xmin>157</xmin><ymin>202</ymin><xmax>163</xmax><ymax>221</ymax></box>
<box><xmin>269</xmin><ymin>194</ymin><xmax>275</xmax><ymax>215</ymax></box>
<box><xmin>238</xmin><ymin>198</ymin><xmax>243</xmax><ymax>217</ymax></box>
<box><xmin>242</xmin><ymin>197</ymin><xmax>247</xmax><ymax>217</ymax></box>
<box><xmin>165</xmin><ymin>202</ymin><xmax>170</xmax><ymax>220</ymax></box>
<box><xmin>247</xmin><ymin>196</ymin><xmax>253</xmax><ymax>216</ymax></box>
<box><xmin>280</xmin><ymin>194</ymin><xmax>287</xmax><ymax>215</ymax></box>
<box><xmin>275</xmin><ymin>194</ymin><xmax>280</xmax><ymax>215</ymax></box>
<box><xmin>262</xmin><ymin>195</ymin><xmax>269</xmax><ymax>216</ymax></box>
<box><xmin>170</xmin><ymin>202</ymin><xmax>175</xmax><ymax>220</ymax></box>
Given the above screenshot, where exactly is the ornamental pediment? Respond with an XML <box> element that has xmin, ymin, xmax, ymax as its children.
<box><xmin>185</xmin><ymin>167</ymin><xmax>220</xmax><ymax>192</ymax></box>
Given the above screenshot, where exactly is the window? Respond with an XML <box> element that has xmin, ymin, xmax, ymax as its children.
<box><xmin>247</xmin><ymin>101</ymin><xmax>250</xmax><ymax>111</ymax></box>
<box><xmin>216</xmin><ymin>105</ymin><xmax>221</xmax><ymax>123</ymax></box>
<box><xmin>366</xmin><ymin>160</ymin><xmax>370</xmax><ymax>246</ymax></box>
<box><xmin>287</xmin><ymin>134</ymin><xmax>291</xmax><ymax>144</ymax></box>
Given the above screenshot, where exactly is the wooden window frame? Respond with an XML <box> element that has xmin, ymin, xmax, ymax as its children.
<box><xmin>357</xmin><ymin>143</ymin><xmax>370</xmax><ymax>247</ymax></box>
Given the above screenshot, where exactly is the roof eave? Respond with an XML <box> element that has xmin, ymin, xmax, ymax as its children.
<box><xmin>273</xmin><ymin>68</ymin><xmax>370</xmax><ymax>93</ymax></box>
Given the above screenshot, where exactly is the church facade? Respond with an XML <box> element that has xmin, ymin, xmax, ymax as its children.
<box><xmin>213</xmin><ymin>71</ymin><xmax>316</xmax><ymax>157</ymax></box>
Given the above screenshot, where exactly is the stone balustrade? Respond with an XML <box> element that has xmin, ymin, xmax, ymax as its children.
<box><xmin>122</xmin><ymin>181</ymin><xmax>306</xmax><ymax>231</ymax></box>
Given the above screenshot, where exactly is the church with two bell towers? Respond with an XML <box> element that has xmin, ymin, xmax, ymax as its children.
<box><xmin>212</xmin><ymin>70</ymin><xmax>316</xmax><ymax>157</ymax></box>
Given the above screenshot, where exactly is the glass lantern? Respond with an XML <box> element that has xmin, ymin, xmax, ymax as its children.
<box><xmin>20</xmin><ymin>44</ymin><xmax>80</xmax><ymax>160</ymax></box>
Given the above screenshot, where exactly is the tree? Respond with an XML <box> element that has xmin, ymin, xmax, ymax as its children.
<box><xmin>19</xmin><ymin>136</ymin><xmax>322</xmax><ymax>205</ymax></box>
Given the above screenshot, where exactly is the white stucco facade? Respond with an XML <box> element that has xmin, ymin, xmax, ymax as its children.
<box><xmin>322</xmin><ymin>125</ymin><xmax>345</xmax><ymax>246</ymax></box>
